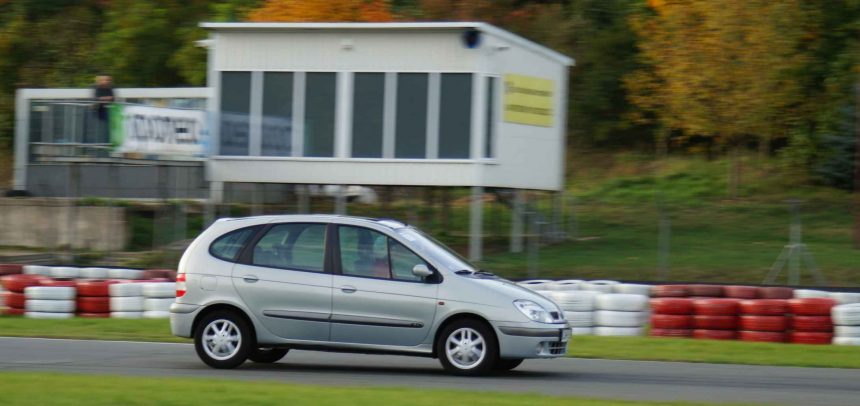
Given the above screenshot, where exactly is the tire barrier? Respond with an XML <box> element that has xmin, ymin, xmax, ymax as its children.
<box><xmin>693</xmin><ymin>298</ymin><xmax>741</xmax><ymax>316</ymax></box>
<box><xmin>650</xmin><ymin>328</ymin><xmax>693</xmax><ymax>338</ymax></box>
<box><xmin>143</xmin><ymin>298</ymin><xmax>174</xmax><ymax>313</ymax></box>
<box><xmin>142</xmin><ymin>269</ymin><xmax>178</xmax><ymax>281</ymax></box>
<box><xmin>758</xmin><ymin>287</ymin><xmax>794</xmax><ymax>299</ymax></box>
<box><xmin>3</xmin><ymin>292</ymin><xmax>26</xmax><ymax>309</ymax></box>
<box><xmin>37</xmin><ymin>279</ymin><xmax>77</xmax><ymax>288</ymax></box>
<box><xmin>688</xmin><ymin>285</ymin><xmax>723</xmax><ymax>297</ymax></box>
<box><xmin>650</xmin><ymin>314</ymin><xmax>693</xmax><ymax>330</ymax></box>
<box><xmin>49</xmin><ymin>267</ymin><xmax>80</xmax><ymax>279</ymax></box>
<box><xmin>594</xmin><ymin>326</ymin><xmax>643</xmax><ymax>336</ymax></box>
<box><xmin>791</xmin><ymin>316</ymin><xmax>832</xmax><ymax>332</ymax></box>
<box><xmin>739</xmin><ymin>330</ymin><xmax>786</xmax><ymax>343</ymax></box>
<box><xmin>141</xmin><ymin>282</ymin><xmax>175</xmax><ymax>299</ymax></box>
<box><xmin>722</xmin><ymin>286</ymin><xmax>759</xmax><ymax>299</ymax></box>
<box><xmin>650</xmin><ymin>298</ymin><xmax>694</xmax><ymax>315</ymax></box>
<box><xmin>571</xmin><ymin>327</ymin><xmax>593</xmax><ymax>335</ymax></box>
<box><xmin>109</xmin><ymin>283</ymin><xmax>143</xmax><ymax>297</ymax></box>
<box><xmin>25</xmin><ymin>311</ymin><xmax>74</xmax><ymax>319</ymax></box>
<box><xmin>832</xmin><ymin>303</ymin><xmax>860</xmax><ymax>345</ymax></box>
<box><xmin>22</xmin><ymin>265</ymin><xmax>52</xmax><ymax>276</ymax></box>
<box><xmin>790</xmin><ymin>331</ymin><xmax>833</xmax><ymax>345</ymax></box>
<box><xmin>739</xmin><ymin>299</ymin><xmax>788</xmax><ymax>316</ymax></box>
<box><xmin>545</xmin><ymin>290</ymin><xmax>599</xmax><ymax>312</ymax></box>
<box><xmin>739</xmin><ymin>315</ymin><xmax>787</xmax><ymax>332</ymax></box>
<box><xmin>26</xmin><ymin>299</ymin><xmax>76</xmax><ymax>313</ymax></box>
<box><xmin>3</xmin><ymin>308</ymin><xmax>25</xmax><ymax>316</ymax></box>
<box><xmin>581</xmin><ymin>280</ymin><xmax>619</xmax><ymax>294</ymax></box>
<box><xmin>794</xmin><ymin>289</ymin><xmax>831</xmax><ymax>299</ymax></box>
<box><xmin>595</xmin><ymin>293</ymin><xmax>649</xmax><ymax>312</ymax></box>
<box><xmin>110</xmin><ymin>311</ymin><xmax>143</xmax><ymax>319</ymax></box>
<box><xmin>594</xmin><ymin>310</ymin><xmax>643</xmax><ymax>327</ymax></box>
<box><xmin>78</xmin><ymin>312</ymin><xmax>111</xmax><ymax>318</ymax></box>
<box><xmin>24</xmin><ymin>286</ymin><xmax>75</xmax><ymax>300</ymax></box>
<box><xmin>80</xmin><ymin>267</ymin><xmax>110</xmax><ymax>279</ymax></box>
<box><xmin>1</xmin><ymin>274</ymin><xmax>45</xmax><ymax>293</ymax></box>
<box><xmin>0</xmin><ymin>264</ymin><xmax>23</xmax><ymax>276</ymax></box>
<box><xmin>76</xmin><ymin>280</ymin><xmax>118</xmax><ymax>297</ymax></box>
<box><xmin>593</xmin><ymin>294</ymin><xmax>648</xmax><ymax>335</ymax></box>
<box><xmin>77</xmin><ymin>297</ymin><xmax>111</xmax><ymax>313</ymax></box>
<box><xmin>108</xmin><ymin>268</ymin><xmax>145</xmax><ymax>280</ymax></box>
<box><xmin>693</xmin><ymin>329</ymin><xmax>737</xmax><ymax>340</ymax></box>
<box><xmin>830</xmin><ymin>292</ymin><xmax>860</xmax><ymax>305</ymax></box>
<box><xmin>564</xmin><ymin>311</ymin><xmax>594</xmax><ymax>328</ymax></box>
<box><xmin>613</xmin><ymin>283</ymin><xmax>652</xmax><ymax>296</ymax></box>
<box><xmin>788</xmin><ymin>298</ymin><xmax>837</xmax><ymax>316</ymax></box>
<box><xmin>651</xmin><ymin>285</ymin><xmax>689</xmax><ymax>297</ymax></box>
<box><xmin>694</xmin><ymin>315</ymin><xmax>738</xmax><ymax>330</ymax></box>
<box><xmin>143</xmin><ymin>310</ymin><xmax>171</xmax><ymax>318</ymax></box>
<box><xmin>833</xmin><ymin>337</ymin><xmax>860</xmax><ymax>345</ymax></box>
<box><xmin>110</xmin><ymin>296</ymin><xmax>144</xmax><ymax>312</ymax></box>
<box><xmin>546</xmin><ymin>280</ymin><xmax>583</xmax><ymax>291</ymax></box>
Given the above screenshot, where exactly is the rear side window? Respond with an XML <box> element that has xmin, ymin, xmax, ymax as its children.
<box><xmin>210</xmin><ymin>226</ymin><xmax>260</xmax><ymax>262</ymax></box>
<box><xmin>251</xmin><ymin>223</ymin><xmax>327</xmax><ymax>272</ymax></box>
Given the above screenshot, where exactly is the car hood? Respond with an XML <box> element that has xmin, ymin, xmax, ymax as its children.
<box><xmin>456</xmin><ymin>275</ymin><xmax>561</xmax><ymax>312</ymax></box>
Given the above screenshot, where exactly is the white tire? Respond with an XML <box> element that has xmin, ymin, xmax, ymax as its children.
<box><xmin>613</xmin><ymin>283</ymin><xmax>653</xmax><ymax>296</ymax></box>
<box><xmin>108</xmin><ymin>268</ymin><xmax>144</xmax><ymax>280</ymax></box>
<box><xmin>545</xmin><ymin>290</ymin><xmax>599</xmax><ymax>312</ymax></box>
<box><xmin>109</xmin><ymin>283</ymin><xmax>143</xmax><ymax>297</ymax></box>
<box><xmin>794</xmin><ymin>289</ymin><xmax>831</xmax><ymax>299</ymax></box>
<box><xmin>23</xmin><ymin>265</ymin><xmax>52</xmax><ymax>276</ymax></box>
<box><xmin>25</xmin><ymin>299</ymin><xmax>75</xmax><ymax>313</ymax></box>
<box><xmin>80</xmin><ymin>267</ymin><xmax>110</xmax><ymax>279</ymax></box>
<box><xmin>832</xmin><ymin>304</ymin><xmax>860</xmax><ymax>326</ymax></box>
<box><xmin>142</xmin><ymin>282</ymin><xmax>175</xmax><ymax>298</ymax></box>
<box><xmin>517</xmin><ymin>280</ymin><xmax>553</xmax><ymax>291</ymax></box>
<box><xmin>24</xmin><ymin>286</ymin><xmax>76</xmax><ymax>300</ymax></box>
<box><xmin>110</xmin><ymin>296</ymin><xmax>144</xmax><ymax>312</ymax></box>
<box><xmin>834</xmin><ymin>326</ymin><xmax>860</xmax><ymax>337</ymax></box>
<box><xmin>564</xmin><ymin>311</ymin><xmax>594</xmax><ymax>327</ymax></box>
<box><xmin>830</xmin><ymin>292</ymin><xmax>860</xmax><ymax>305</ymax></box>
<box><xmin>143</xmin><ymin>310</ymin><xmax>171</xmax><ymax>319</ymax></box>
<box><xmin>571</xmin><ymin>327</ymin><xmax>594</xmax><ymax>336</ymax></box>
<box><xmin>111</xmin><ymin>311</ymin><xmax>143</xmax><ymax>319</ymax></box>
<box><xmin>595</xmin><ymin>294</ymin><xmax>649</xmax><ymax>311</ymax></box>
<box><xmin>581</xmin><ymin>280</ymin><xmax>619</xmax><ymax>293</ymax></box>
<box><xmin>25</xmin><ymin>311</ymin><xmax>74</xmax><ymax>319</ymax></box>
<box><xmin>594</xmin><ymin>326</ymin><xmax>643</xmax><ymax>336</ymax></box>
<box><xmin>833</xmin><ymin>337</ymin><xmax>860</xmax><ymax>346</ymax></box>
<box><xmin>143</xmin><ymin>297</ymin><xmax>174</xmax><ymax>312</ymax></box>
<box><xmin>49</xmin><ymin>267</ymin><xmax>79</xmax><ymax>279</ymax></box>
<box><xmin>547</xmin><ymin>280</ymin><xmax>583</xmax><ymax>291</ymax></box>
<box><xmin>594</xmin><ymin>310</ymin><xmax>645</xmax><ymax>327</ymax></box>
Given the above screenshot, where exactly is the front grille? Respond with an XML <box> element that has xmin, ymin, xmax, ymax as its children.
<box><xmin>547</xmin><ymin>341</ymin><xmax>567</xmax><ymax>355</ymax></box>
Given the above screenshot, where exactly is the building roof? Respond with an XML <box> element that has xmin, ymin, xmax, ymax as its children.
<box><xmin>200</xmin><ymin>22</ymin><xmax>574</xmax><ymax>66</ymax></box>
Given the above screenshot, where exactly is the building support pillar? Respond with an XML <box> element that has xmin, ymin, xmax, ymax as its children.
<box><xmin>297</xmin><ymin>185</ymin><xmax>310</xmax><ymax>214</ymax></box>
<box><xmin>469</xmin><ymin>186</ymin><xmax>484</xmax><ymax>262</ymax></box>
<box><xmin>335</xmin><ymin>185</ymin><xmax>347</xmax><ymax>215</ymax></box>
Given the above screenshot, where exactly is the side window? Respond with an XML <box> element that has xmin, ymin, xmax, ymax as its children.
<box><xmin>389</xmin><ymin>239</ymin><xmax>429</xmax><ymax>282</ymax></box>
<box><xmin>338</xmin><ymin>226</ymin><xmax>390</xmax><ymax>279</ymax></box>
<box><xmin>210</xmin><ymin>226</ymin><xmax>259</xmax><ymax>262</ymax></box>
<box><xmin>251</xmin><ymin>223</ymin><xmax>326</xmax><ymax>272</ymax></box>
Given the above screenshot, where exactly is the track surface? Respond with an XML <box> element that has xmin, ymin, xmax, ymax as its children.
<box><xmin>1</xmin><ymin>337</ymin><xmax>859</xmax><ymax>405</ymax></box>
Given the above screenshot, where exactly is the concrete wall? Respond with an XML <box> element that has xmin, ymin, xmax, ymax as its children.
<box><xmin>0</xmin><ymin>198</ymin><xmax>128</xmax><ymax>251</ymax></box>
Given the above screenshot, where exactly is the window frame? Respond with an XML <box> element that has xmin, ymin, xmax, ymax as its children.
<box><xmin>208</xmin><ymin>225</ymin><xmax>264</xmax><ymax>263</ymax></box>
<box><xmin>237</xmin><ymin>222</ymin><xmax>333</xmax><ymax>274</ymax></box>
<box><xmin>331</xmin><ymin>224</ymin><xmax>441</xmax><ymax>284</ymax></box>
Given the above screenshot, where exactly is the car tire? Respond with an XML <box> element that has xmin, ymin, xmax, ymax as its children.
<box><xmin>494</xmin><ymin>358</ymin><xmax>524</xmax><ymax>371</ymax></box>
<box><xmin>436</xmin><ymin>319</ymin><xmax>499</xmax><ymax>376</ymax></box>
<box><xmin>248</xmin><ymin>347</ymin><xmax>289</xmax><ymax>363</ymax></box>
<box><xmin>194</xmin><ymin>310</ymin><xmax>252</xmax><ymax>369</ymax></box>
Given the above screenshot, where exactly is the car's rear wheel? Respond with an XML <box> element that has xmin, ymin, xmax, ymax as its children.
<box><xmin>194</xmin><ymin>310</ymin><xmax>251</xmax><ymax>369</ymax></box>
<box><xmin>436</xmin><ymin>319</ymin><xmax>498</xmax><ymax>376</ymax></box>
<box><xmin>494</xmin><ymin>358</ymin><xmax>524</xmax><ymax>371</ymax></box>
<box><xmin>248</xmin><ymin>347</ymin><xmax>289</xmax><ymax>363</ymax></box>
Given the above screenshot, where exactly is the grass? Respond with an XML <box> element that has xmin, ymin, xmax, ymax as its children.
<box><xmin>2</xmin><ymin>317</ymin><xmax>859</xmax><ymax>369</ymax></box>
<box><xmin>0</xmin><ymin>372</ymin><xmax>743</xmax><ymax>406</ymax></box>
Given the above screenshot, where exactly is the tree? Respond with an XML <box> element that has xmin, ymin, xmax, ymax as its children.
<box><xmin>247</xmin><ymin>0</ymin><xmax>393</xmax><ymax>22</ymax></box>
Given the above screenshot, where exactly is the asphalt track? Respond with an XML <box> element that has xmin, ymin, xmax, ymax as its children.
<box><xmin>1</xmin><ymin>337</ymin><xmax>859</xmax><ymax>405</ymax></box>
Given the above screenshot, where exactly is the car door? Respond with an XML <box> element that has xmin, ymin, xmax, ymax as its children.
<box><xmin>330</xmin><ymin>225</ymin><xmax>439</xmax><ymax>347</ymax></box>
<box><xmin>232</xmin><ymin>222</ymin><xmax>332</xmax><ymax>342</ymax></box>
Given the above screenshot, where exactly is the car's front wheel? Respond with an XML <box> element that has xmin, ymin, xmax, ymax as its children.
<box><xmin>436</xmin><ymin>319</ymin><xmax>499</xmax><ymax>376</ymax></box>
<box><xmin>248</xmin><ymin>347</ymin><xmax>289</xmax><ymax>363</ymax></box>
<box><xmin>194</xmin><ymin>310</ymin><xmax>251</xmax><ymax>369</ymax></box>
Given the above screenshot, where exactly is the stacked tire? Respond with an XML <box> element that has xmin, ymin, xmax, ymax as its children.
<box><xmin>832</xmin><ymin>303</ymin><xmax>860</xmax><ymax>345</ymax></box>
<box><xmin>142</xmin><ymin>282</ymin><xmax>175</xmax><ymax>318</ymax></box>
<box><xmin>76</xmin><ymin>280</ymin><xmax>116</xmax><ymax>318</ymax></box>
<box><xmin>650</xmin><ymin>298</ymin><xmax>694</xmax><ymax>338</ymax></box>
<box><xmin>544</xmin><ymin>290</ymin><xmax>599</xmax><ymax>335</ymax></box>
<box><xmin>593</xmin><ymin>293</ymin><xmax>648</xmax><ymax>336</ymax></box>
<box><xmin>788</xmin><ymin>298</ymin><xmax>836</xmax><ymax>345</ymax></box>
<box><xmin>517</xmin><ymin>280</ymin><xmax>553</xmax><ymax>291</ymax></box>
<box><xmin>25</xmin><ymin>284</ymin><xmax>76</xmax><ymax>319</ymax></box>
<box><xmin>695</xmin><ymin>299</ymin><xmax>741</xmax><ymax>341</ymax></box>
<box><xmin>1</xmin><ymin>274</ymin><xmax>44</xmax><ymax>316</ymax></box>
<box><xmin>109</xmin><ymin>282</ymin><xmax>145</xmax><ymax>318</ymax></box>
<box><xmin>738</xmin><ymin>299</ymin><xmax>788</xmax><ymax>343</ymax></box>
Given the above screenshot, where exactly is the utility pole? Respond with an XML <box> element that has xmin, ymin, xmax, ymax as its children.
<box><xmin>853</xmin><ymin>80</ymin><xmax>860</xmax><ymax>249</ymax></box>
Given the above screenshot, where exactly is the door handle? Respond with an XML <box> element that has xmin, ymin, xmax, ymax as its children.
<box><xmin>242</xmin><ymin>275</ymin><xmax>259</xmax><ymax>283</ymax></box>
<box><xmin>340</xmin><ymin>285</ymin><xmax>357</xmax><ymax>293</ymax></box>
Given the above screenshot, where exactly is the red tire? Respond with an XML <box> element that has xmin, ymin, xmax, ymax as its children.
<box><xmin>758</xmin><ymin>287</ymin><xmax>794</xmax><ymax>299</ymax></box>
<box><xmin>39</xmin><ymin>279</ymin><xmax>77</xmax><ymax>288</ymax></box>
<box><xmin>0</xmin><ymin>264</ymin><xmax>23</xmax><ymax>275</ymax></box>
<box><xmin>693</xmin><ymin>315</ymin><xmax>737</xmax><ymax>330</ymax></box>
<box><xmin>650</xmin><ymin>328</ymin><xmax>693</xmax><ymax>338</ymax></box>
<box><xmin>723</xmin><ymin>286</ymin><xmax>759</xmax><ymax>299</ymax></box>
<box><xmin>76</xmin><ymin>297</ymin><xmax>110</xmax><ymax>313</ymax></box>
<box><xmin>739</xmin><ymin>330</ymin><xmax>786</xmax><ymax>343</ymax></box>
<box><xmin>739</xmin><ymin>315</ymin><xmax>787</xmax><ymax>332</ymax></box>
<box><xmin>1</xmin><ymin>274</ymin><xmax>45</xmax><ymax>293</ymax></box>
<box><xmin>650</xmin><ymin>314</ymin><xmax>693</xmax><ymax>329</ymax></box>
<box><xmin>693</xmin><ymin>298</ymin><xmax>741</xmax><ymax>316</ymax></box>
<box><xmin>650</xmin><ymin>298</ymin><xmax>695</xmax><ymax>315</ymax></box>
<box><xmin>78</xmin><ymin>312</ymin><xmax>111</xmax><ymax>318</ymax></box>
<box><xmin>688</xmin><ymin>285</ymin><xmax>724</xmax><ymax>297</ymax></box>
<box><xmin>788</xmin><ymin>298</ymin><xmax>837</xmax><ymax>316</ymax></box>
<box><xmin>693</xmin><ymin>329</ymin><xmax>737</xmax><ymax>340</ymax></box>
<box><xmin>143</xmin><ymin>269</ymin><xmax>177</xmax><ymax>281</ymax></box>
<box><xmin>2</xmin><ymin>307</ymin><xmax>25</xmax><ymax>316</ymax></box>
<box><xmin>651</xmin><ymin>285</ymin><xmax>689</xmax><ymax>297</ymax></box>
<box><xmin>789</xmin><ymin>331</ymin><xmax>833</xmax><ymax>345</ymax></box>
<box><xmin>3</xmin><ymin>292</ymin><xmax>26</xmax><ymax>309</ymax></box>
<box><xmin>76</xmin><ymin>280</ymin><xmax>118</xmax><ymax>297</ymax></box>
<box><xmin>739</xmin><ymin>299</ymin><xmax>788</xmax><ymax>316</ymax></box>
<box><xmin>790</xmin><ymin>316</ymin><xmax>832</xmax><ymax>332</ymax></box>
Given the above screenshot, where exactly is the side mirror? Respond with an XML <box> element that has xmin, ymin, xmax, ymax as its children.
<box><xmin>412</xmin><ymin>264</ymin><xmax>433</xmax><ymax>278</ymax></box>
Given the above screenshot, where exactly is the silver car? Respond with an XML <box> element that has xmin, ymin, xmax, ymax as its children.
<box><xmin>170</xmin><ymin>215</ymin><xmax>569</xmax><ymax>375</ymax></box>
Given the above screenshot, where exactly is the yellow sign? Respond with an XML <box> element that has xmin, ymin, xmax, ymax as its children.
<box><xmin>503</xmin><ymin>74</ymin><xmax>554</xmax><ymax>127</ymax></box>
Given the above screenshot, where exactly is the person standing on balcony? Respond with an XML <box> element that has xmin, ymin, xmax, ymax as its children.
<box><xmin>92</xmin><ymin>75</ymin><xmax>114</xmax><ymax>143</ymax></box>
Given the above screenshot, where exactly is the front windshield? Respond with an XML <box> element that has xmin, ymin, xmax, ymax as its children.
<box><xmin>396</xmin><ymin>227</ymin><xmax>475</xmax><ymax>272</ymax></box>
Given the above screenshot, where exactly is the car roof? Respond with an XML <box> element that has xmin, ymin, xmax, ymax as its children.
<box><xmin>216</xmin><ymin>214</ymin><xmax>408</xmax><ymax>230</ymax></box>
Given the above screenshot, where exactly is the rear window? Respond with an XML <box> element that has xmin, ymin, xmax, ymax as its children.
<box><xmin>209</xmin><ymin>226</ymin><xmax>260</xmax><ymax>262</ymax></box>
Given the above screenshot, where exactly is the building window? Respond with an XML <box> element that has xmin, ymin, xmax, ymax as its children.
<box><xmin>304</xmin><ymin>72</ymin><xmax>336</xmax><ymax>157</ymax></box>
<box><xmin>485</xmin><ymin>76</ymin><xmax>497</xmax><ymax>158</ymax></box>
<box><xmin>351</xmin><ymin>73</ymin><xmax>385</xmax><ymax>158</ymax></box>
<box><xmin>219</xmin><ymin>72</ymin><xmax>251</xmax><ymax>156</ymax></box>
<box><xmin>395</xmin><ymin>73</ymin><xmax>429</xmax><ymax>158</ymax></box>
<box><xmin>438</xmin><ymin>73</ymin><xmax>472</xmax><ymax>159</ymax></box>
<box><xmin>261</xmin><ymin>72</ymin><xmax>293</xmax><ymax>156</ymax></box>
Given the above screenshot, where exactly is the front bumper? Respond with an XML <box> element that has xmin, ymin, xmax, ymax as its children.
<box><xmin>169</xmin><ymin>302</ymin><xmax>202</xmax><ymax>338</ymax></box>
<box><xmin>493</xmin><ymin>322</ymin><xmax>570</xmax><ymax>359</ymax></box>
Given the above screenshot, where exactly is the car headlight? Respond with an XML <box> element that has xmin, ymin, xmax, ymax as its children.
<box><xmin>513</xmin><ymin>299</ymin><xmax>555</xmax><ymax>323</ymax></box>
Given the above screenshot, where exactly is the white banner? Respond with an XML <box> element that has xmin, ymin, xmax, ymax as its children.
<box><xmin>113</xmin><ymin>104</ymin><xmax>207</xmax><ymax>156</ymax></box>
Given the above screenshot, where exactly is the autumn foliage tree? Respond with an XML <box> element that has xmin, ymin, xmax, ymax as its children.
<box><xmin>247</xmin><ymin>0</ymin><xmax>393</xmax><ymax>22</ymax></box>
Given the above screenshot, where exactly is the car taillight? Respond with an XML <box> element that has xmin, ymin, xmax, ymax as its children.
<box><xmin>176</xmin><ymin>273</ymin><xmax>187</xmax><ymax>297</ymax></box>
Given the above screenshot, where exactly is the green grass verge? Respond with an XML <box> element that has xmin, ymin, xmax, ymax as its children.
<box><xmin>0</xmin><ymin>372</ymin><xmax>741</xmax><ymax>406</ymax></box>
<box><xmin>2</xmin><ymin>317</ymin><xmax>859</xmax><ymax>369</ymax></box>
